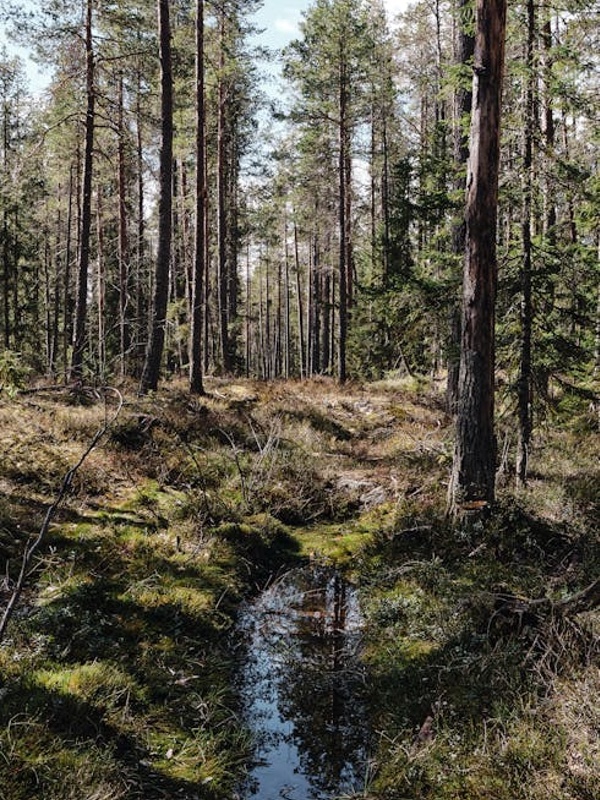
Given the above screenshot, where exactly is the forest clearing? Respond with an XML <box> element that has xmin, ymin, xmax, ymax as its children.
<box><xmin>0</xmin><ymin>375</ymin><xmax>597</xmax><ymax>799</ymax></box>
<box><xmin>0</xmin><ymin>0</ymin><xmax>598</xmax><ymax>795</ymax></box>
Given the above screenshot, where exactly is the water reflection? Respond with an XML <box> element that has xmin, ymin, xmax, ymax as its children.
<box><xmin>235</xmin><ymin>566</ymin><xmax>371</xmax><ymax>800</ymax></box>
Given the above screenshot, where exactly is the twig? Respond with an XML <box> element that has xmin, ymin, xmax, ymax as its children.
<box><xmin>0</xmin><ymin>387</ymin><xmax>123</xmax><ymax>644</ymax></box>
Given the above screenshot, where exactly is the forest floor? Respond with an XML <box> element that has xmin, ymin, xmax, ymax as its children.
<box><xmin>0</xmin><ymin>375</ymin><xmax>598</xmax><ymax>799</ymax></box>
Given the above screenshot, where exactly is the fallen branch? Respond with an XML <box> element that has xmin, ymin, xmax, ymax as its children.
<box><xmin>554</xmin><ymin>578</ymin><xmax>600</xmax><ymax>616</ymax></box>
<box><xmin>489</xmin><ymin>578</ymin><xmax>600</xmax><ymax>636</ymax></box>
<box><xmin>0</xmin><ymin>387</ymin><xmax>123</xmax><ymax>645</ymax></box>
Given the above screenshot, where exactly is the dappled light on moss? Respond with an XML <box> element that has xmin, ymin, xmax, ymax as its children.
<box><xmin>0</xmin><ymin>379</ymin><xmax>597</xmax><ymax>799</ymax></box>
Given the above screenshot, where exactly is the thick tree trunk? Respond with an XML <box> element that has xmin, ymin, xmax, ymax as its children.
<box><xmin>71</xmin><ymin>0</ymin><xmax>95</xmax><ymax>379</ymax></box>
<box><xmin>140</xmin><ymin>0</ymin><xmax>173</xmax><ymax>394</ymax></box>
<box><xmin>450</xmin><ymin>0</ymin><xmax>507</xmax><ymax>511</ymax></box>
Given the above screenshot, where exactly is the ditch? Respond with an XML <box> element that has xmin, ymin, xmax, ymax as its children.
<box><xmin>233</xmin><ymin>565</ymin><xmax>373</xmax><ymax>800</ymax></box>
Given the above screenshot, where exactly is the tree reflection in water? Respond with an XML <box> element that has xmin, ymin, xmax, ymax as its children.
<box><xmin>235</xmin><ymin>565</ymin><xmax>371</xmax><ymax>800</ymax></box>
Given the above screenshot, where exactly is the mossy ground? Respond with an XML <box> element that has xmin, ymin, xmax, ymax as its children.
<box><xmin>0</xmin><ymin>377</ymin><xmax>597</xmax><ymax>799</ymax></box>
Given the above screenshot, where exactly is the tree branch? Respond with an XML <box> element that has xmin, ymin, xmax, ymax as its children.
<box><xmin>489</xmin><ymin>578</ymin><xmax>600</xmax><ymax>636</ymax></box>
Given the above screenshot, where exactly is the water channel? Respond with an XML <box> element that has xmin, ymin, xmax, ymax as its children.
<box><xmin>234</xmin><ymin>565</ymin><xmax>372</xmax><ymax>800</ymax></box>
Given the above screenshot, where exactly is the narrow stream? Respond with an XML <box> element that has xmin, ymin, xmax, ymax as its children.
<box><xmin>234</xmin><ymin>565</ymin><xmax>371</xmax><ymax>800</ymax></box>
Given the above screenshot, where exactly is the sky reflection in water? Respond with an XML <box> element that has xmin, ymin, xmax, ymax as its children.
<box><xmin>235</xmin><ymin>566</ymin><xmax>371</xmax><ymax>800</ymax></box>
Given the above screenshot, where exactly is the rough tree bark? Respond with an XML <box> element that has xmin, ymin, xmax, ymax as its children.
<box><xmin>450</xmin><ymin>0</ymin><xmax>507</xmax><ymax>512</ymax></box>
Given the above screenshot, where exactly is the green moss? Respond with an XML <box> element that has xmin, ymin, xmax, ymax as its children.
<box><xmin>124</xmin><ymin>579</ymin><xmax>214</xmax><ymax>617</ymax></box>
<box><xmin>0</xmin><ymin>381</ymin><xmax>597</xmax><ymax>800</ymax></box>
<box><xmin>295</xmin><ymin>503</ymin><xmax>397</xmax><ymax>564</ymax></box>
<box><xmin>33</xmin><ymin>661</ymin><xmax>142</xmax><ymax>708</ymax></box>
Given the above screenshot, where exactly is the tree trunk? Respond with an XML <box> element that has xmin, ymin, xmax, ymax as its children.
<box><xmin>134</xmin><ymin>63</ymin><xmax>147</xmax><ymax>379</ymax></box>
<box><xmin>190</xmin><ymin>0</ymin><xmax>206</xmax><ymax>395</ymax></box>
<box><xmin>140</xmin><ymin>0</ymin><xmax>173</xmax><ymax>394</ymax></box>
<box><xmin>338</xmin><ymin>54</ymin><xmax>348</xmax><ymax>384</ymax></box>
<box><xmin>293</xmin><ymin>219</ymin><xmax>306</xmax><ymax>379</ymax></box>
<box><xmin>322</xmin><ymin>267</ymin><xmax>332</xmax><ymax>375</ymax></box>
<box><xmin>71</xmin><ymin>0</ymin><xmax>95</xmax><ymax>379</ymax></box>
<box><xmin>216</xmin><ymin>9</ymin><xmax>231</xmax><ymax>374</ymax></box>
<box><xmin>117</xmin><ymin>72</ymin><xmax>130</xmax><ymax>378</ymax></box>
<box><xmin>265</xmin><ymin>246</ymin><xmax>271</xmax><ymax>379</ymax></box>
<box><xmin>447</xmin><ymin>0</ymin><xmax>475</xmax><ymax>413</ymax></box>
<box><xmin>50</xmin><ymin>190</ymin><xmax>62</xmax><ymax>375</ymax></box>
<box><xmin>516</xmin><ymin>0</ymin><xmax>536</xmax><ymax>487</ymax></box>
<box><xmin>2</xmin><ymin>91</ymin><xmax>11</xmax><ymax>349</ymax></box>
<box><xmin>245</xmin><ymin>241</ymin><xmax>251</xmax><ymax>377</ymax></box>
<box><xmin>381</xmin><ymin>118</ymin><xmax>391</xmax><ymax>283</ymax></box>
<box><xmin>450</xmin><ymin>0</ymin><xmax>507</xmax><ymax>512</ymax></box>
<box><xmin>96</xmin><ymin>186</ymin><xmax>105</xmax><ymax>378</ymax></box>
<box><xmin>276</xmin><ymin>244</ymin><xmax>283</xmax><ymax>377</ymax></box>
<box><xmin>537</xmin><ymin>2</ymin><xmax>556</xmax><ymax>399</ymax></box>
<box><xmin>283</xmin><ymin>216</ymin><xmax>291</xmax><ymax>379</ymax></box>
<box><xmin>310</xmin><ymin>235</ymin><xmax>321</xmax><ymax>375</ymax></box>
<box><xmin>63</xmin><ymin>163</ymin><xmax>75</xmax><ymax>375</ymax></box>
<box><xmin>43</xmin><ymin>212</ymin><xmax>52</xmax><ymax>372</ymax></box>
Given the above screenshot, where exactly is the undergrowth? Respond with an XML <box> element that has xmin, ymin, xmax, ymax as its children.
<box><xmin>358</xmin><ymin>500</ymin><xmax>598</xmax><ymax>799</ymax></box>
<box><xmin>0</xmin><ymin>377</ymin><xmax>597</xmax><ymax>799</ymax></box>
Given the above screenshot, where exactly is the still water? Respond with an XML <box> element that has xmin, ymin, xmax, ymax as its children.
<box><xmin>235</xmin><ymin>565</ymin><xmax>371</xmax><ymax>800</ymax></box>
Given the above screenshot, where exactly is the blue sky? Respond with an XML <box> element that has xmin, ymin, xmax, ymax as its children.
<box><xmin>254</xmin><ymin>0</ymin><xmax>410</xmax><ymax>51</ymax></box>
<box><xmin>0</xmin><ymin>0</ymin><xmax>410</xmax><ymax>95</ymax></box>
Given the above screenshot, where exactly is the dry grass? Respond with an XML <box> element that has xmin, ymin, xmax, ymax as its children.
<box><xmin>0</xmin><ymin>376</ymin><xmax>597</xmax><ymax>799</ymax></box>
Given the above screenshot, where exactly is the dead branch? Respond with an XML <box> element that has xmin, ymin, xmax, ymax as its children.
<box><xmin>0</xmin><ymin>388</ymin><xmax>123</xmax><ymax>645</ymax></box>
<box><xmin>554</xmin><ymin>578</ymin><xmax>600</xmax><ymax>616</ymax></box>
<box><xmin>489</xmin><ymin>578</ymin><xmax>600</xmax><ymax>636</ymax></box>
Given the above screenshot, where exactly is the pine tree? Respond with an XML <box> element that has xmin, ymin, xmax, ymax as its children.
<box><xmin>450</xmin><ymin>0</ymin><xmax>507</xmax><ymax>512</ymax></box>
<box><xmin>140</xmin><ymin>0</ymin><xmax>173</xmax><ymax>393</ymax></box>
